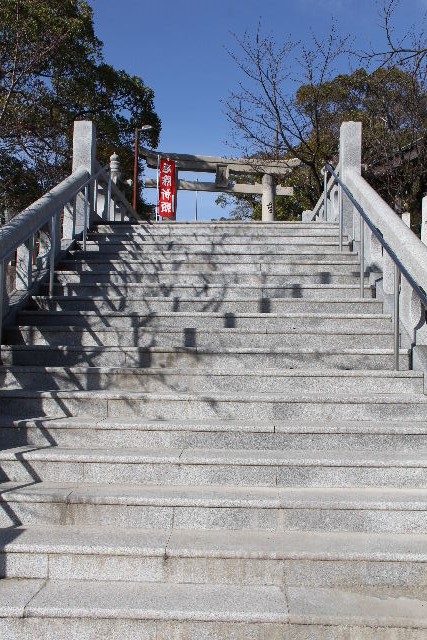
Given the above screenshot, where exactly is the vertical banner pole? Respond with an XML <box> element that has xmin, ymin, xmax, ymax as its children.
<box><xmin>156</xmin><ymin>154</ymin><xmax>160</xmax><ymax>222</ymax></box>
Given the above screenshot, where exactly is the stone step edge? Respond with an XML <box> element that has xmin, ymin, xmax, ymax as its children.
<box><xmin>45</xmin><ymin>283</ymin><xmax>373</xmax><ymax>291</ymax></box>
<box><xmin>18</xmin><ymin>310</ymin><xmax>392</xmax><ymax>319</ymax></box>
<box><xmin>7</xmin><ymin>326</ymin><xmax>395</xmax><ymax>337</ymax></box>
<box><xmin>0</xmin><ymin>389</ymin><xmax>422</xmax><ymax>405</ymax></box>
<box><xmin>2</xmin><ymin>481</ymin><xmax>426</xmax><ymax>510</ymax></box>
<box><xmin>1</xmin><ymin>345</ymin><xmax>408</xmax><ymax>356</ymax></box>
<box><xmin>1</xmin><ymin>366</ymin><xmax>418</xmax><ymax>379</ymax></box>
<box><xmin>2</xmin><ymin>524</ymin><xmax>426</xmax><ymax>562</ymax></box>
<box><xmin>3</xmin><ymin>444</ymin><xmax>427</xmax><ymax>467</ymax></box>
<box><xmin>30</xmin><ymin>294</ymin><xmax>382</xmax><ymax>303</ymax></box>
<box><xmin>2</xmin><ymin>416</ymin><xmax>427</xmax><ymax>435</ymax></box>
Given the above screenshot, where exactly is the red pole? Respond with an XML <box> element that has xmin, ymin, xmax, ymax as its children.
<box><xmin>132</xmin><ymin>127</ymin><xmax>138</xmax><ymax>210</ymax></box>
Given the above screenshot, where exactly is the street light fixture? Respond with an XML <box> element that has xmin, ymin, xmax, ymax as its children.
<box><xmin>133</xmin><ymin>124</ymin><xmax>153</xmax><ymax>210</ymax></box>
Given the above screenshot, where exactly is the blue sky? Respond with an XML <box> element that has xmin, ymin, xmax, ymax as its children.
<box><xmin>89</xmin><ymin>0</ymin><xmax>427</xmax><ymax>220</ymax></box>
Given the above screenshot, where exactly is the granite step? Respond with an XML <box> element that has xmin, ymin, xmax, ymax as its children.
<box><xmin>2</xmin><ymin>416</ymin><xmax>427</xmax><ymax>451</ymax></box>
<box><xmin>1</xmin><ymin>524</ymin><xmax>426</xmax><ymax>591</ymax></box>
<box><xmin>16</xmin><ymin>310</ymin><xmax>393</xmax><ymax>332</ymax></box>
<box><xmin>90</xmin><ymin>223</ymin><xmax>341</xmax><ymax>237</ymax></box>
<box><xmin>0</xmin><ymin>389</ymin><xmax>424</xmax><ymax>420</ymax></box>
<box><xmin>85</xmin><ymin>232</ymin><xmax>342</xmax><ymax>243</ymax></box>
<box><xmin>77</xmin><ymin>243</ymin><xmax>349</xmax><ymax>255</ymax></box>
<box><xmin>41</xmin><ymin>283</ymin><xmax>373</xmax><ymax>300</ymax></box>
<box><xmin>1</xmin><ymin>481</ymin><xmax>426</xmax><ymax>533</ymax></box>
<box><xmin>53</xmin><ymin>270</ymin><xmax>365</xmax><ymax>286</ymax></box>
<box><xmin>5</xmin><ymin>326</ymin><xmax>393</xmax><ymax>349</ymax></box>
<box><xmin>94</xmin><ymin>220</ymin><xmax>338</xmax><ymax>230</ymax></box>
<box><xmin>0</xmin><ymin>578</ymin><xmax>425</xmax><ymax>639</ymax></box>
<box><xmin>80</xmin><ymin>236</ymin><xmax>343</xmax><ymax>248</ymax></box>
<box><xmin>67</xmin><ymin>252</ymin><xmax>361</xmax><ymax>264</ymax></box>
<box><xmin>1</xmin><ymin>366</ymin><xmax>420</xmax><ymax>394</ymax></box>
<box><xmin>58</xmin><ymin>258</ymin><xmax>362</xmax><ymax>275</ymax></box>
<box><xmin>2</xmin><ymin>445</ymin><xmax>427</xmax><ymax>488</ymax></box>
<box><xmin>1</xmin><ymin>578</ymin><xmax>425</xmax><ymax>639</ymax></box>
<box><xmin>30</xmin><ymin>295</ymin><xmax>384</xmax><ymax>314</ymax></box>
<box><xmin>0</xmin><ymin>344</ymin><xmax>410</xmax><ymax>369</ymax></box>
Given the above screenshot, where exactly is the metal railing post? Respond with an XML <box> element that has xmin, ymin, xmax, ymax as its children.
<box><xmin>49</xmin><ymin>215</ymin><xmax>57</xmax><ymax>298</ymax></box>
<box><xmin>83</xmin><ymin>185</ymin><xmax>89</xmax><ymax>252</ymax></box>
<box><xmin>107</xmin><ymin>176</ymin><xmax>112</xmax><ymax>222</ymax></box>
<box><xmin>0</xmin><ymin>258</ymin><xmax>4</xmax><ymax>350</ymax></box>
<box><xmin>394</xmin><ymin>264</ymin><xmax>401</xmax><ymax>370</ymax></box>
<box><xmin>323</xmin><ymin>168</ymin><xmax>328</xmax><ymax>221</ymax></box>
<box><xmin>338</xmin><ymin>183</ymin><xmax>343</xmax><ymax>252</ymax></box>
<box><xmin>93</xmin><ymin>179</ymin><xmax>98</xmax><ymax>216</ymax></box>
<box><xmin>360</xmin><ymin>214</ymin><xmax>365</xmax><ymax>298</ymax></box>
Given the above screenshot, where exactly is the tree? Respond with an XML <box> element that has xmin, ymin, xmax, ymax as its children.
<box><xmin>0</xmin><ymin>0</ymin><xmax>161</xmax><ymax>216</ymax></box>
<box><xmin>363</xmin><ymin>0</ymin><xmax>427</xmax><ymax>78</ymax></box>
<box><xmin>224</xmin><ymin>25</ymin><xmax>348</xmax><ymax>211</ymax></box>
<box><xmin>225</xmin><ymin>26</ymin><xmax>427</xmax><ymax>228</ymax></box>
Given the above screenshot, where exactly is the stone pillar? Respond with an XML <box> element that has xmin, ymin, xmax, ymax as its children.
<box><xmin>262</xmin><ymin>174</ymin><xmax>275</xmax><ymax>221</ymax></box>
<box><xmin>110</xmin><ymin>152</ymin><xmax>121</xmax><ymax>184</ymax></box>
<box><xmin>63</xmin><ymin>120</ymin><xmax>96</xmax><ymax>239</ymax></box>
<box><xmin>339</xmin><ymin>122</ymin><xmax>362</xmax><ymax>244</ymax></box>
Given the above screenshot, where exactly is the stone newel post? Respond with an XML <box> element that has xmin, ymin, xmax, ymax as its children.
<box><xmin>63</xmin><ymin>120</ymin><xmax>96</xmax><ymax>239</ymax></box>
<box><xmin>262</xmin><ymin>174</ymin><xmax>275</xmax><ymax>221</ymax></box>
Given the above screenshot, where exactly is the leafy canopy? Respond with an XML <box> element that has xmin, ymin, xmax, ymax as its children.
<box><xmin>0</xmin><ymin>0</ymin><xmax>161</xmax><ymax>217</ymax></box>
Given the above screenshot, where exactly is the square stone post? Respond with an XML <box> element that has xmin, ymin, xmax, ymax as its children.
<box><xmin>262</xmin><ymin>174</ymin><xmax>275</xmax><ymax>221</ymax></box>
<box><xmin>63</xmin><ymin>121</ymin><xmax>96</xmax><ymax>240</ymax></box>
<box><xmin>339</xmin><ymin>122</ymin><xmax>362</xmax><ymax>244</ymax></box>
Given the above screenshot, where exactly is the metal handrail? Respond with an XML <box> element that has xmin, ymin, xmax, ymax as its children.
<box><xmin>325</xmin><ymin>162</ymin><xmax>427</xmax><ymax>370</ymax></box>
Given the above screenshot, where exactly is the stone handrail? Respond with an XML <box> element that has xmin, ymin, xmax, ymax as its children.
<box><xmin>0</xmin><ymin>120</ymin><xmax>140</xmax><ymax>351</ymax></box>
<box><xmin>347</xmin><ymin>169</ymin><xmax>427</xmax><ymax>298</ymax></box>
<box><xmin>0</xmin><ymin>168</ymin><xmax>89</xmax><ymax>263</ymax></box>
<box><xmin>307</xmin><ymin>121</ymin><xmax>427</xmax><ymax>372</ymax></box>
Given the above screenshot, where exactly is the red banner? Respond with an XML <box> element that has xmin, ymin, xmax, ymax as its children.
<box><xmin>158</xmin><ymin>158</ymin><xmax>176</xmax><ymax>218</ymax></box>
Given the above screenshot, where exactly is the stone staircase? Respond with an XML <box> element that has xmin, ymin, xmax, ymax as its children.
<box><xmin>0</xmin><ymin>220</ymin><xmax>426</xmax><ymax>638</ymax></box>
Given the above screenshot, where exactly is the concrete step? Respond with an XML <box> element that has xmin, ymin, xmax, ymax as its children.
<box><xmin>94</xmin><ymin>221</ymin><xmax>338</xmax><ymax>230</ymax></box>
<box><xmin>2</xmin><ymin>444</ymin><xmax>427</xmax><ymax>488</ymax></box>
<box><xmin>1</xmin><ymin>578</ymin><xmax>425</xmax><ymax>638</ymax></box>
<box><xmin>85</xmin><ymin>232</ymin><xmax>343</xmax><ymax>243</ymax></box>
<box><xmin>78</xmin><ymin>242</ymin><xmax>349</xmax><ymax>255</ymax></box>
<box><xmin>53</xmin><ymin>270</ymin><xmax>364</xmax><ymax>286</ymax></box>
<box><xmin>30</xmin><ymin>295</ymin><xmax>385</xmax><ymax>314</ymax></box>
<box><xmin>2</xmin><ymin>416</ymin><xmax>427</xmax><ymax>451</ymax></box>
<box><xmin>41</xmin><ymin>283</ymin><xmax>373</xmax><ymax>300</ymax></box>
<box><xmin>5</xmin><ymin>326</ymin><xmax>394</xmax><ymax>350</ymax></box>
<box><xmin>67</xmin><ymin>252</ymin><xmax>361</xmax><ymax>265</ymax></box>
<box><xmin>80</xmin><ymin>236</ymin><xmax>343</xmax><ymax>248</ymax></box>
<box><xmin>1</xmin><ymin>481</ymin><xmax>426</xmax><ymax>533</ymax></box>
<box><xmin>90</xmin><ymin>223</ymin><xmax>341</xmax><ymax>237</ymax></box>
<box><xmin>0</xmin><ymin>578</ymin><xmax>425</xmax><ymax>638</ymax></box>
<box><xmin>0</xmin><ymin>389</ymin><xmax>423</xmax><ymax>421</ymax></box>
<box><xmin>0</xmin><ymin>344</ymin><xmax>410</xmax><ymax>369</ymax></box>
<box><xmin>16</xmin><ymin>310</ymin><xmax>394</xmax><ymax>332</ymax></box>
<box><xmin>2</xmin><ymin>524</ymin><xmax>426</xmax><ymax>591</ymax></box>
<box><xmin>1</xmin><ymin>366</ymin><xmax>420</xmax><ymax>394</ymax></box>
<box><xmin>58</xmin><ymin>258</ymin><xmax>362</xmax><ymax>275</ymax></box>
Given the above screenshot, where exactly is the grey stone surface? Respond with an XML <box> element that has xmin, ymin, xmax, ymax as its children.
<box><xmin>25</xmin><ymin>579</ymin><xmax>288</xmax><ymax>622</ymax></box>
<box><xmin>0</xmin><ymin>578</ymin><xmax>44</xmax><ymax>617</ymax></box>
<box><xmin>287</xmin><ymin>585</ymin><xmax>427</xmax><ymax>627</ymax></box>
<box><xmin>3</xmin><ymin>213</ymin><xmax>427</xmax><ymax>633</ymax></box>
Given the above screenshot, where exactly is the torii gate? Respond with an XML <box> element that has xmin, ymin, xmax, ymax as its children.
<box><xmin>140</xmin><ymin>147</ymin><xmax>300</xmax><ymax>221</ymax></box>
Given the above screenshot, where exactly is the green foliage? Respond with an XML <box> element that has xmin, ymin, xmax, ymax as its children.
<box><xmin>0</xmin><ymin>0</ymin><xmax>161</xmax><ymax>216</ymax></box>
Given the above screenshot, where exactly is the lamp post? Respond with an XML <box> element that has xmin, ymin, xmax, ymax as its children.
<box><xmin>133</xmin><ymin>124</ymin><xmax>153</xmax><ymax>210</ymax></box>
